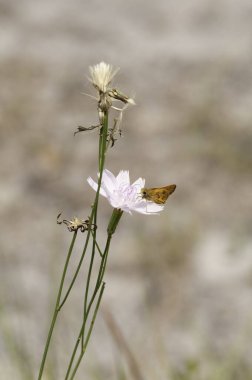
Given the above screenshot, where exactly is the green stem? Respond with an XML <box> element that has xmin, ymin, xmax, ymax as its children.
<box><xmin>64</xmin><ymin>234</ymin><xmax>112</xmax><ymax>379</ymax></box>
<box><xmin>37</xmin><ymin>231</ymin><xmax>77</xmax><ymax>380</ymax></box>
<box><xmin>68</xmin><ymin>283</ymin><xmax>105</xmax><ymax>380</ymax></box>
<box><xmin>96</xmin><ymin>235</ymin><xmax>112</xmax><ymax>288</ymax></box>
<box><xmin>82</xmin><ymin>209</ymin><xmax>122</xmax><ymax>339</ymax></box>
<box><xmin>98</xmin><ymin>111</ymin><xmax>108</xmax><ymax>172</ymax></box>
<box><xmin>91</xmin><ymin>230</ymin><xmax>103</xmax><ymax>257</ymax></box>
<box><xmin>58</xmin><ymin>110</ymin><xmax>108</xmax><ymax>312</ymax></box>
<box><xmin>57</xmin><ymin>225</ymin><xmax>92</xmax><ymax>311</ymax></box>
<box><xmin>83</xmin><ymin>111</ymin><xmax>108</xmax><ymax>333</ymax></box>
<box><xmin>81</xmin><ymin>237</ymin><xmax>96</xmax><ymax>349</ymax></box>
<box><xmin>64</xmin><ymin>111</ymin><xmax>109</xmax><ymax>378</ymax></box>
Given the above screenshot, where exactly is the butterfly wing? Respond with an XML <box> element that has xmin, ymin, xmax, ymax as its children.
<box><xmin>149</xmin><ymin>184</ymin><xmax>176</xmax><ymax>204</ymax></box>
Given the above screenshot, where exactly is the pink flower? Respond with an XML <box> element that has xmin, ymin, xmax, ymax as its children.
<box><xmin>87</xmin><ymin>169</ymin><xmax>164</xmax><ymax>215</ymax></box>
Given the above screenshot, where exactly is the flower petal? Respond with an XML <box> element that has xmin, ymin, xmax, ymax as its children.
<box><xmin>109</xmin><ymin>196</ymin><xmax>122</xmax><ymax>209</ymax></box>
<box><xmin>131</xmin><ymin>177</ymin><xmax>145</xmax><ymax>191</ymax></box>
<box><xmin>101</xmin><ymin>169</ymin><xmax>117</xmax><ymax>193</ymax></box>
<box><xmin>133</xmin><ymin>201</ymin><xmax>164</xmax><ymax>215</ymax></box>
<box><xmin>87</xmin><ymin>177</ymin><xmax>107</xmax><ymax>197</ymax></box>
<box><xmin>116</xmin><ymin>170</ymin><xmax>130</xmax><ymax>187</ymax></box>
<box><xmin>120</xmin><ymin>205</ymin><xmax>132</xmax><ymax>214</ymax></box>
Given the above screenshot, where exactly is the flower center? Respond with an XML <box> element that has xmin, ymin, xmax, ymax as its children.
<box><xmin>116</xmin><ymin>183</ymin><xmax>138</xmax><ymax>203</ymax></box>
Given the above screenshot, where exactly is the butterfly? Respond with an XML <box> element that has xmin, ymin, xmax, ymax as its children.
<box><xmin>141</xmin><ymin>184</ymin><xmax>176</xmax><ymax>204</ymax></box>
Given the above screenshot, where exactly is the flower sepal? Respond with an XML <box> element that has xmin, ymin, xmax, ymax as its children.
<box><xmin>107</xmin><ymin>208</ymin><xmax>123</xmax><ymax>236</ymax></box>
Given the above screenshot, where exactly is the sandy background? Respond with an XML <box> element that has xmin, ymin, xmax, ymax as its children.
<box><xmin>1</xmin><ymin>0</ymin><xmax>252</xmax><ymax>379</ymax></box>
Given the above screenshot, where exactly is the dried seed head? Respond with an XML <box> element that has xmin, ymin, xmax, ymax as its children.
<box><xmin>57</xmin><ymin>214</ymin><xmax>96</xmax><ymax>233</ymax></box>
<box><xmin>89</xmin><ymin>62</ymin><xmax>119</xmax><ymax>94</ymax></box>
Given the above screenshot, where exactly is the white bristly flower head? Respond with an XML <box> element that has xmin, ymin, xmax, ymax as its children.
<box><xmin>87</xmin><ymin>169</ymin><xmax>164</xmax><ymax>215</ymax></box>
<box><xmin>89</xmin><ymin>62</ymin><xmax>119</xmax><ymax>94</ymax></box>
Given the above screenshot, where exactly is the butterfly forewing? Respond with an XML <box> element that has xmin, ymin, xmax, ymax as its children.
<box><xmin>141</xmin><ymin>184</ymin><xmax>176</xmax><ymax>204</ymax></box>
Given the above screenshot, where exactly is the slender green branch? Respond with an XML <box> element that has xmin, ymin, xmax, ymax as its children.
<box><xmin>82</xmin><ymin>240</ymin><xmax>96</xmax><ymax>348</ymax></box>
<box><xmin>64</xmin><ymin>233</ymin><xmax>112</xmax><ymax>379</ymax></box>
<box><xmin>59</xmin><ymin>114</ymin><xmax>108</xmax><ymax>311</ymax></box>
<box><xmin>80</xmin><ymin>209</ymin><xmax>122</xmax><ymax>351</ymax></box>
<box><xmin>64</xmin><ymin>111</ymin><xmax>109</xmax><ymax>376</ymax></box>
<box><xmin>38</xmin><ymin>231</ymin><xmax>77</xmax><ymax>380</ymax></box>
<box><xmin>57</xmin><ymin>225</ymin><xmax>92</xmax><ymax>311</ymax></box>
<box><xmin>83</xmin><ymin>111</ymin><xmax>108</xmax><ymax>337</ymax></box>
<box><xmin>98</xmin><ymin>126</ymin><xmax>103</xmax><ymax>172</ymax></box>
<box><xmin>91</xmin><ymin>230</ymin><xmax>103</xmax><ymax>257</ymax></box>
<box><xmin>64</xmin><ymin>326</ymin><xmax>82</xmax><ymax>380</ymax></box>
<box><xmin>83</xmin><ymin>231</ymin><xmax>112</xmax><ymax>327</ymax></box>
<box><xmin>80</xmin><ymin>119</ymin><xmax>107</xmax><ymax>347</ymax></box>
<box><xmin>95</xmin><ymin>235</ymin><xmax>112</xmax><ymax>289</ymax></box>
<box><xmin>68</xmin><ymin>282</ymin><xmax>106</xmax><ymax>380</ymax></box>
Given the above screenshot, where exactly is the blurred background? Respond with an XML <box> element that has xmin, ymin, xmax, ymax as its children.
<box><xmin>1</xmin><ymin>0</ymin><xmax>252</xmax><ymax>379</ymax></box>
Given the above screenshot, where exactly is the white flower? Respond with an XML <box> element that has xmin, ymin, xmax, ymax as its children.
<box><xmin>87</xmin><ymin>169</ymin><xmax>164</xmax><ymax>215</ymax></box>
<box><xmin>89</xmin><ymin>62</ymin><xmax>119</xmax><ymax>93</ymax></box>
